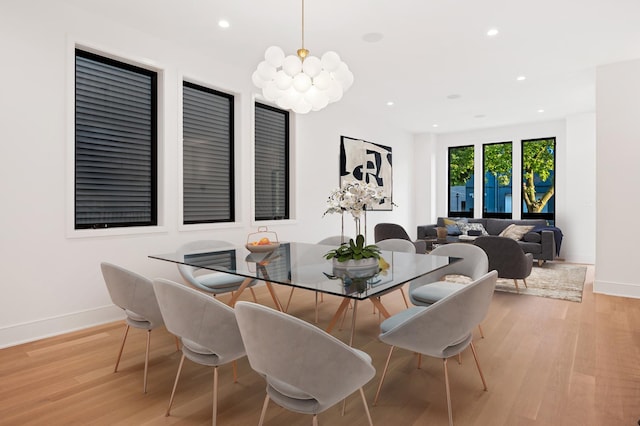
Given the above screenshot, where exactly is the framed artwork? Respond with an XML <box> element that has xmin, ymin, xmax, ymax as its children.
<box><xmin>339</xmin><ymin>135</ymin><xmax>393</xmax><ymax>210</ymax></box>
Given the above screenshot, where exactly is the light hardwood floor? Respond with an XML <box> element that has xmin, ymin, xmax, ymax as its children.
<box><xmin>1</xmin><ymin>265</ymin><xmax>639</xmax><ymax>426</ymax></box>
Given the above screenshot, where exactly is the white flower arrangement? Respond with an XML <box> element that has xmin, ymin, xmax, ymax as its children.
<box><xmin>324</xmin><ymin>181</ymin><xmax>389</xmax><ymax>219</ymax></box>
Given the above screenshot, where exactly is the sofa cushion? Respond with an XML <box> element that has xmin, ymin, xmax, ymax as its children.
<box><xmin>523</xmin><ymin>232</ymin><xmax>541</xmax><ymax>243</ymax></box>
<box><xmin>499</xmin><ymin>224</ymin><xmax>534</xmax><ymax>241</ymax></box>
<box><xmin>485</xmin><ymin>218</ymin><xmax>547</xmax><ymax>236</ymax></box>
<box><xmin>517</xmin><ymin>241</ymin><xmax>542</xmax><ymax>254</ymax></box>
<box><xmin>446</xmin><ymin>224</ymin><xmax>462</xmax><ymax>236</ymax></box>
<box><xmin>457</xmin><ymin>222</ymin><xmax>489</xmax><ymax>236</ymax></box>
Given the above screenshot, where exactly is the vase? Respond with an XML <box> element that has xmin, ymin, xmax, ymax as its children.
<box><xmin>332</xmin><ymin>257</ymin><xmax>379</xmax><ymax>276</ymax></box>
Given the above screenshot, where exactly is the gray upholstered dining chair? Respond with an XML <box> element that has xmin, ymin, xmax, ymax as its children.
<box><xmin>374</xmin><ymin>270</ymin><xmax>498</xmax><ymax>426</ymax></box>
<box><xmin>152</xmin><ymin>278</ymin><xmax>246</xmax><ymax>426</ymax></box>
<box><xmin>100</xmin><ymin>262</ymin><xmax>167</xmax><ymax>393</ymax></box>
<box><xmin>374</xmin><ymin>223</ymin><xmax>427</xmax><ymax>254</ymax></box>
<box><xmin>234</xmin><ymin>301</ymin><xmax>376</xmax><ymax>426</ymax></box>
<box><xmin>408</xmin><ymin>243</ymin><xmax>489</xmax><ymax>338</ymax></box>
<box><xmin>177</xmin><ymin>240</ymin><xmax>258</xmax><ymax>302</ymax></box>
<box><xmin>408</xmin><ymin>243</ymin><xmax>488</xmax><ymax>307</ymax></box>
<box><xmin>374</xmin><ymin>238</ymin><xmax>416</xmax><ymax>309</ymax></box>
<box><xmin>473</xmin><ymin>235</ymin><xmax>533</xmax><ymax>293</ymax></box>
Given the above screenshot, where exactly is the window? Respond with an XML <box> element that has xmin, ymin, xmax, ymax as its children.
<box><xmin>254</xmin><ymin>103</ymin><xmax>290</xmax><ymax>221</ymax></box>
<box><xmin>482</xmin><ymin>141</ymin><xmax>512</xmax><ymax>218</ymax></box>
<box><xmin>522</xmin><ymin>137</ymin><xmax>555</xmax><ymax>224</ymax></box>
<box><xmin>75</xmin><ymin>49</ymin><xmax>157</xmax><ymax>229</ymax></box>
<box><xmin>182</xmin><ymin>82</ymin><xmax>234</xmax><ymax>224</ymax></box>
<box><xmin>448</xmin><ymin>145</ymin><xmax>474</xmax><ymax>217</ymax></box>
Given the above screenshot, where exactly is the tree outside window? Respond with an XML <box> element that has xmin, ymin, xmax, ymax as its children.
<box><xmin>448</xmin><ymin>145</ymin><xmax>474</xmax><ymax>217</ymax></box>
<box><xmin>522</xmin><ymin>138</ymin><xmax>555</xmax><ymax>223</ymax></box>
<box><xmin>483</xmin><ymin>142</ymin><xmax>512</xmax><ymax>218</ymax></box>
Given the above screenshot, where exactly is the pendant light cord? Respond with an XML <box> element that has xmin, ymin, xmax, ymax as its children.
<box><xmin>301</xmin><ymin>0</ymin><xmax>305</xmax><ymax>50</ymax></box>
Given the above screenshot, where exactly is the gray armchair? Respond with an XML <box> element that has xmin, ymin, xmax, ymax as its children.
<box><xmin>374</xmin><ymin>270</ymin><xmax>498</xmax><ymax>426</ymax></box>
<box><xmin>473</xmin><ymin>236</ymin><xmax>533</xmax><ymax>293</ymax></box>
<box><xmin>374</xmin><ymin>223</ymin><xmax>427</xmax><ymax>254</ymax></box>
<box><xmin>235</xmin><ymin>301</ymin><xmax>376</xmax><ymax>426</ymax></box>
<box><xmin>152</xmin><ymin>278</ymin><xmax>246</xmax><ymax>425</ymax></box>
<box><xmin>100</xmin><ymin>262</ymin><xmax>166</xmax><ymax>393</ymax></box>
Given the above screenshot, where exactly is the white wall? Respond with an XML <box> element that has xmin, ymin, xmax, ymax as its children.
<box><xmin>595</xmin><ymin>59</ymin><xmax>640</xmax><ymax>298</ymax></box>
<box><xmin>417</xmin><ymin>118</ymin><xmax>596</xmax><ymax>264</ymax></box>
<box><xmin>0</xmin><ymin>3</ymin><xmax>413</xmax><ymax>347</ymax></box>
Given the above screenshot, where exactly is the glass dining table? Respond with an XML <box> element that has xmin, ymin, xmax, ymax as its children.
<box><xmin>149</xmin><ymin>241</ymin><xmax>458</xmax><ymax>344</ymax></box>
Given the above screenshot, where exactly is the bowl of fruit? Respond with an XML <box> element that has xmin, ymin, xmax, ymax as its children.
<box><xmin>245</xmin><ymin>227</ymin><xmax>280</xmax><ymax>253</ymax></box>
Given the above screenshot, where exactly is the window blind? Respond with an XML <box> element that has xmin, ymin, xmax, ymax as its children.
<box><xmin>255</xmin><ymin>103</ymin><xmax>289</xmax><ymax>220</ymax></box>
<box><xmin>75</xmin><ymin>49</ymin><xmax>157</xmax><ymax>229</ymax></box>
<box><xmin>182</xmin><ymin>82</ymin><xmax>234</xmax><ymax>224</ymax></box>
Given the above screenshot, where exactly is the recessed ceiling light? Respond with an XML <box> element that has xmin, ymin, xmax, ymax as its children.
<box><xmin>218</xmin><ymin>19</ymin><xmax>230</xmax><ymax>29</ymax></box>
<box><xmin>432</xmin><ymin>124</ymin><xmax>439</xmax><ymax>128</ymax></box>
<box><xmin>474</xmin><ymin>114</ymin><xmax>486</xmax><ymax>118</ymax></box>
<box><xmin>386</xmin><ymin>101</ymin><xmax>394</xmax><ymax>106</ymax></box>
<box><xmin>537</xmin><ymin>109</ymin><xmax>545</xmax><ymax>113</ymax></box>
<box><xmin>516</xmin><ymin>75</ymin><xmax>526</xmax><ymax>81</ymax></box>
<box><xmin>446</xmin><ymin>94</ymin><xmax>461</xmax><ymax>100</ymax></box>
<box><xmin>487</xmin><ymin>28</ymin><xmax>499</xmax><ymax>37</ymax></box>
<box><xmin>363</xmin><ymin>33</ymin><xmax>384</xmax><ymax>43</ymax></box>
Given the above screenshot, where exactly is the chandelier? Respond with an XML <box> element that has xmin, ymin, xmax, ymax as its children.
<box><xmin>251</xmin><ymin>0</ymin><xmax>354</xmax><ymax>114</ymax></box>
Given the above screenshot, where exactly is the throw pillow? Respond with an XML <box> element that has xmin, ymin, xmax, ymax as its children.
<box><xmin>446</xmin><ymin>224</ymin><xmax>462</xmax><ymax>236</ymax></box>
<box><xmin>457</xmin><ymin>222</ymin><xmax>489</xmax><ymax>236</ymax></box>
<box><xmin>499</xmin><ymin>224</ymin><xmax>534</xmax><ymax>241</ymax></box>
<box><xmin>443</xmin><ymin>218</ymin><xmax>457</xmax><ymax>226</ymax></box>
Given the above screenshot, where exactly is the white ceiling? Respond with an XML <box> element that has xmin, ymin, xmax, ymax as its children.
<box><xmin>67</xmin><ymin>0</ymin><xmax>640</xmax><ymax>134</ymax></box>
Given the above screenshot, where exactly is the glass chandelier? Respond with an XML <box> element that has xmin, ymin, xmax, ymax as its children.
<box><xmin>251</xmin><ymin>0</ymin><xmax>354</xmax><ymax>114</ymax></box>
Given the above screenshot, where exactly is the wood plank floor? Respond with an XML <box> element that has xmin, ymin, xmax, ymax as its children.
<box><xmin>1</xmin><ymin>265</ymin><xmax>639</xmax><ymax>426</ymax></box>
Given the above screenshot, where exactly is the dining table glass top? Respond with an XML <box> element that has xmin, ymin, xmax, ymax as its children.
<box><xmin>149</xmin><ymin>241</ymin><xmax>458</xmax><ymax>301</ymax></box>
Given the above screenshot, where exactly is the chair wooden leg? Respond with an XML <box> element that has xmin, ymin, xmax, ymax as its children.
<box><xmin>374</xmin><ymin>345</ymin><xmax>395</xmax><ymax>405</ymax></box>
<box><xmin>315</xmin><ymin>291</ymin><xmax>319</xmax><ymax>324</ymax></box>
<box><xmin>443</xmin><ymin>358</ymin><xmax>454</xmax><ymax>426</ymax></box>
<box><xmin>249</xmin><ymin>287</ymin><xmax>258</xmax><ymax>302</ymax></box>
<box><xmin>212</xmin><ymin>366</ymin><xmax>218</xmax><ymax>426</ymax></box>
<box><xmin>523</xmin><ymin>278</ymin><xmax>528</xmax><ymax>288</ymax></box>
<box><xmin>400</xmin><ymin>288</ymin><xmax>409</xmax><ymax>308</ymax></box>
<box><xmin>232</xmin><ymin>360</ymin><xmax>238</xmax><ymax>383</ymax></box>
<box><xmin>114</xmin><ymin>324</ymin><xmax>130</xmax><ymax>373</ymax></box>
<box><xmin>258</xmin><ymin>394</ymin><xmax>270</xmax><ymax>426</ymax></box>
<box><xmin>143</xmin><ymin>330</ymin><xmax>151</xmax><ymax>393</ymax></box>
<box><xmin>477</xmin><ymin>324</ymin><xmax>485</xmax><ymax>338</ymax></box>
<box><xmin>469</xmin><ymin>342</ymin><xmax>488</xmax><ymax>391</ymax></box>
<box><xmin>312</xmin><ymin>414</ymin><xmax>319</xmax><ymax>426</ymax></box>
<box><xmin>174</xmin><ymin>336</ymin><xmax>181</xmax><ymax>351</ymax></box>
<box><xmin>360</xmin><ymin>387</ymin><xmax>374</xmax><ymax>426</ymax></box>
<box><xmin>513</xmin><ymin>279</ymin><xmax>520</xmax><ymax>293</ymax></box>
<box><xmin>417</xmin><ymin>353</ymin><xmax>422</xmax><ymax>369</ymax></box>
<box><xmin>166</xmin><ymin>353</ymin><xmax>186</xmax><ymax>416</ymax></box>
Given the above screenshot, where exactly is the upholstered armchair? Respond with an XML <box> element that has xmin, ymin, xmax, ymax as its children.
<box><xmin>473</xmin><ymin>236</ymin><xmax>533</xmax><ymax>293</ymax></box>
<box><xmin>374</xmin><ymin>223</ymin><xmax>427</xmax><ymax>254</ymax></box>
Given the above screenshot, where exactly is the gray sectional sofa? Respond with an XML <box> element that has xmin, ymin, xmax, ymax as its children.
<box><xmin>417</xmin><ymin>217</ymin><xmax>558</xmax><ymax>263</ymax></box>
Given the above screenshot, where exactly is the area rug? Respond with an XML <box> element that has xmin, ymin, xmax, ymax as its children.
<box><xmin>444</xmin><ymin>262</ymin><xmax>588</xmax><ymax>302</ymax></box>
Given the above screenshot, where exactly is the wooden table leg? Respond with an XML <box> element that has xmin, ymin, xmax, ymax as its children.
<box><xmin>264</xmin><ymin>282</ymin><xmax>284</xmax><ymax>311</ymax></box>
<box><xmin>369</xmin><ymin>297</ymin><xmax>391</xmax><ymax>319</ymax></box>
<box><xmin>326</xmin><ymin>298</ymin><xmax>351</xmax><ymax>333</ymax></box>
<box><xmin>228</xmin><ymin>278</ymin><xmax>255</xmax><ymax>307</ymax></box>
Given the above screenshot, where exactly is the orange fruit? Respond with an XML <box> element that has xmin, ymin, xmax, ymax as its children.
<box><xmin>258</xmin><ymin>237</ymin><xmax>270</xmax><ymax>245</ymax></box>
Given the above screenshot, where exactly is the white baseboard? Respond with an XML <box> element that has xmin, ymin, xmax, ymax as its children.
<box><xmin>0</xmin><ymin>305</ymin><xmax>124</xmax><ymax>349</ymax></box>
<box><xmin>594</xmin><ymin>279</ymin><xmax>640</xmax><ymax>299</ymax></box>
